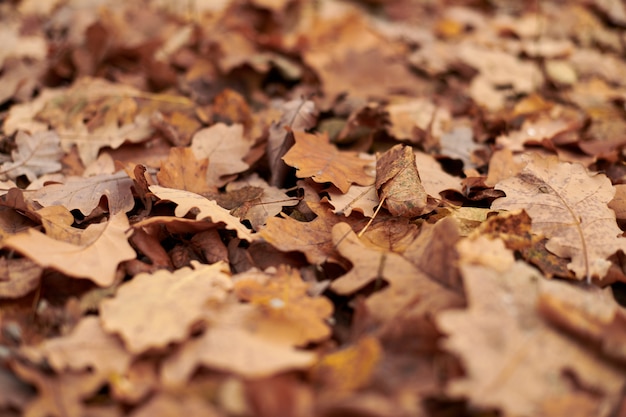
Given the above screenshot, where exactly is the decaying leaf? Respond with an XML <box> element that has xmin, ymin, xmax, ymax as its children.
<box><xmin>376</xmin><ymin>144</ymin><xmax>427</xmax><ymax>217</ymax></box>
<box><xmin>0</xmin><ymin>130</ymin><xmax>63</xmax><ymax>182</ymax></box>
<box><xmin>282</xmin><ymin>131</ymin><xmax>374</xmax><ymax>193</ymax></box>
<box><xmin>492</xmin><ymin>153</ymin><xmax>626</xmax><ymax>280</ymax></box>
<box><xmin>3</xmin><ymin>213</ymin><xmax>135</xmax><ymax>287</ymax></box>
<box><xmin>326</xmin><ymin>184</ymin><xmax>379</xmax><ymax>217</ymax></box>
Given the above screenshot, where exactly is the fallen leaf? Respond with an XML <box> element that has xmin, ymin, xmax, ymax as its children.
<box><xmin>149</xmin><ymin>185</ymin><xmax>255</xmax><ymax>241</ymax></box>
<box><xmin>233</xmin><ymin>266</ymin><xmax>333</xmax><ymax>346</ymax></box>
<box><xmin>190</xmin><ymin>123</ymin><xmax>251</xmax><ymax>187</ymax></box>
<box><xmin>312</xmin><ymin>336</ymin><xmax>381</xmax><ymax>393</ymax></box>
<box><xmin>0</xmin><ymin>131</ymin><xmax>63</xmax><ymax>182</ymax></box>
<box><xmin>225</xmin><ymin>173</ymin><xmax>299</xmax><ymax>230</ymax></box>
<box><xmin>259</xmin><ymin>201</ymin><xmax>354</xmax><ymax>265</ymax></box>
<box><xmin>27</xmin><ymin>171</ymin><xmax>135</xmax><ymax>216</ymax></box>
<box><xmin>11</xmin><ymin>362</ymin><xmax>104</xmax><ymax>417</ymax></box>
<box><xmin>129</xmin><ymin>393</ymin><xmax>221</xmax><ymax>417</ymax></box>
<box><xmin>100</xmin><ymin>261</ymin><xmax>232</xmax><ymax>354</ymax></box>
<box><xmin>326</xmin><ymin>184</ymin><xmax>379</xmax><ymax>217</ymax></box>
<box><xmin>0</xmin><ymin>257</ymin><xmax>43</xmax><ymax>299</ymax></box>
<box><xmin>3</xmin><ymin>213</ymin><xmax>135</xmax><ymax>286</ymax></box>
<box><xmin>267</xmin><ymin>98</ymin><xmax>318</xmax><ymax>187</ymax></box>
<box><xmin>492</xmin><ymin>153</ymin><xmax>626</xmax><ymax>280</ymax></box>
<box><xmin>156</xmin><ymin>147</ymin><xmax>213</xmax><ymax>194</ymax></box>
<box><xmin>375</xmin><ymin>144</ymin><xmax>427</xmax><ymax>217</ymax></box>
<box><xmin>437</xmin><ymin>238</ymin><xmax>626</xmax><ymax>417</ymax></box>
<box><xmin>25</xmin><ymin>316</ymin><xmax>131</xmax><ymax>376</ymax></box>
<box><xmin>330</xmin><ymin>222</ymin><xmax>462</xmax><ymax>322</ymax></box>
<box><xmin>282</xmin><ymin>130</ymin><xmax>374</xmax><ymax>193</ymax></box>
<box><xmin>161</xmin><ymin>325</ymin><xmax>317</xmax><ymax>384</ymax></box>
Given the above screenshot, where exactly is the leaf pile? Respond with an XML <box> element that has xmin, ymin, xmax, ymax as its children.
<box><xmin>2</xmin><ymin>1</ymin><xmax>626</xmax><ymax>417</ymax></box>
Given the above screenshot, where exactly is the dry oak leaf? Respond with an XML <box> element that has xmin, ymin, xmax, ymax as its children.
<box><xmin>437</xmin><ymin>239</ymin><xmax>626</xmax><ymax>417</ymax></box>
<box><xmin>326</xmin><ymin>184</ymin><xmax>379</xmax><ymax>217</ymax></box>
<box><xmin>414</xmin><ymin>151</ymin><xmax>463</xmax><ymax>197</ymax></box>
<box><xmin>129</xmin><ymin>393</ymin><xmax>221</xmax><ymax>417</ymax></box>
<box><xmin>161</xmin><ymin>325</ymin><xmax>317</xmax><ymax>384</ymax></box>
<box><xmin>376</xmin><ymin>144</ymin><xmax>427</xmax><ymax>217</ymax></box>
<box><xmin>24</xmin><ymin>316</ymin><xmax>131</xmax><ymax>376</ymax></box>
<box><xmin>3</xmin><ymin>213</ymin><xmax>135</xmax><ymax>287</ymax></box>
<box><xmin>156</xmin><ymin>147</ymin><xmax>213</xmax><ymax>194</ymax></box>
<box><xmin>190</xmin><ymin>123</ymin><xmax>250</xmax><ymax>188</ymax></box>
<box><xmin>233</xmin><ymin>266</ymin><xmax>333</xmax><ymax>346</ymax></box>
<box><xmin>149</xmin><ymin>185</ymin><xmax>255</xmax><ymax>241</ymax></box>
<box><xmin>3</xmin><ymin>77</ymin><xmax>161</xmax><ymax>165</ymax></box>
<box><xmin>27</xmin><ymin>171</ymin><xmax>135</xmax><ymax>216</ymax></box>
<box><xmin>311</xmin><ymin>336</ymin><xmax>382</xmax><ymax>393</ymax></box>
<box><xmin>282</xmin><ymin>130</ymin><xmax>374</xmax><ymax>193</ymax></box>
<box><xmin>259</xmin><ymin>201</ymin><xmax>355</xmax><ymax>265</ymax></box>
<box><xmin>330</xmin><ymin>222</ymin><xmax>463</xmax><ymax>322</ymax></box>
<box><xmin>225</xmin><ymin>173</ymin><xmax>299</xmax><ymax>230</ymax></box>
<box><xmin>11</xmin><ymin>362</ymin><xmax>104</xmax><ymax>417</ymax></box>
<box><xmin>0</xmin><ymin>130</ymin><xmax>63</xmax><ymax>182</ymax></box>
<box><xmin>0</xmin><ymin>257</ymin><xmax>43</xmax><ymax>299</ymax></box>
<box><xmin>100</xmin><ymin>261</ymin><xmax>232</xmax><ymax>354</ymax></box>
<box><xmin>492</xmin><ymin>153</ymin><xmax>626</xmax><ymax>280</ymax></box>
<box><xmin>267</xmin><ymin>97</ymin><xmax>318</xmax><ymax>187</ymax></box>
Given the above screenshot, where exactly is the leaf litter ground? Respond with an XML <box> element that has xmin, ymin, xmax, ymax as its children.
<box><xmin>2</xmin><ymin>1</ymin><xmax>626</xmax><ymax>416</ymax></box>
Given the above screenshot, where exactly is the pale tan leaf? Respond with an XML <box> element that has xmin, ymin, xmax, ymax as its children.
<box><xmin>190</xmin><ymin>123</ymin><xmax>250</xmax><ymax>187</ymax></box>
<box><xmin>326</xmin><ymin>184</ymin><xmax>379</xmax><ymax>217</ymax></box>
<box><xmin>27</xmin><ymin>171</ymin><xmax>135</xmax><ymax>216</ymax></box>
<box><xmin>3</xmin><ymin>213</ymin><xmax>136</xmax><ymax>287</ymax></box>
<box><xmin>161</xmin><ymin>326</ymin><xmax>316</xmax><ymax>384</ymax></box>
<box><xmin>26</xmin><ymin>316</ymin><xmax>131</xmax><ymax>376</ymax></box>
<box><xmin>492</xmin><ymin>153</ymin><xmax>626</xmax><ymax>280</ymax></box>
<box><xmin>100</xmin><ymin>262</ymin><xmax>232</xmax><ymax>354</ymax></box>
<box><xmin>437</xmin><ymin>240</ymin><xmax>625</xmax><ymax>417</ymax></box>
<box><xmin>0</xmin><ymin>130</ymin><xmax>63</xmax><ymax>182</ymax></box>
<box><xmin>149</xmin><ymin>185</ymin><xmax>255</xmax><ymax>241</ymax></box>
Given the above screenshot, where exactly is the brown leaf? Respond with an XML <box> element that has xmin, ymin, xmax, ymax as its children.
<box><xmin>149</xmin><ymin>185</ymin><xmax>255</xmax><ymax>241</ymax></box>
<box><xmin>282</xmin><ymin>131</ymin><xmax>374</xmax><ymax>193</ymax></box>
<box><xmin>0</xmin><ymin>257</ymin><xmax>43</xmax><ymax>299</ymax></box>
<box><xmin>259</xmin><ymin>201</ymin><xmax>354</xmax><ymax>265</ymax></box>
<box><xmin>233</xmin><ymin>266</ymin><xmax>333</xmax><ymax>346</ymax></box>
<box><xmin>156</xmin><ymin>147</ymin><xmax>213</xmax><ymax>194</ymax></box>
<box><xmin>129</xmin><ymin>393</ymin><xmax>221</xmax><ymax>417</ymax></box>
<box><xmin>25</xmin><ymin>316</ymin><xmax>131</xmax><ymax>376</ymax></box>
<box><xmin>0</xmin><ymin>130</ymin><xmax>63</xmax><ymax>182</ymax></box>
<box><xmin>190</xmin><ymin>123</ymin><xmax>250</xmax><ymax>187</ymax></box>
<box><xmin>12</xmin><ymin>362</ymin><xmax>104</xmax><ymax>417</ymax></box>
<box><xmin>492</xmin><ymin>153</ymin><xmax>626</xmax><ymax>280</ymax></box>
<box><xmin>437</xmin><ymin>237</ymin><xmax>626</xmax><ymax>417</ymax></box>
<box><xmin>330</xmin><ymin>223</ymin><xmax>462</xmax><ymax>322</ymax></box>
<box><xmin>100</xmin><ymin>262</ymin><xmax>232</xmax><ymax>354</ymax></box>
<box><xmin>28</xmin><ymin>171</ymin><xmax>135</xmax><ymax>216</ymax></box>
<box><xmin>161</xmin><ymin>326</ymin><xmax>317</xmax><ymax>384</ymax></box>
<box><xmin>312</xmin><ymin>336</ymin><xmax>382</xmax><ymax>393</ymax></box>
<box><xmin>375</xmin><ymin>144</ymin><xmax>427</xmax><ymax>217</ymax></box>
<box><xmin>225</xmin><ymin>173</ymin><xmax>299</xmax><ymax>230</ymax></box>
<box><xmin>326</xmin><ymin>184</ymin><xmax>379</xmax><ymax>217</ymax></box>
<box><xmin>267</xmin><ymin>98</ymin><xmax>318</xmax><ymax>187</ymax></box>
<box><xmin>3</xmin><ymin>213</ymin><xmax>136</xmax><ymax>287</ymax></box>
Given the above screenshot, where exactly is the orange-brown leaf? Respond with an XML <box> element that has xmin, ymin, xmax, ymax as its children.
<box><xmin>282</xmin><ymin>131</ymin><xmax>374</xmax><ymax>193</ymax></box>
